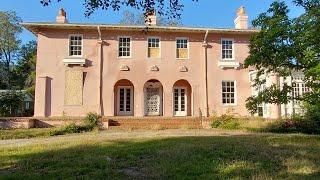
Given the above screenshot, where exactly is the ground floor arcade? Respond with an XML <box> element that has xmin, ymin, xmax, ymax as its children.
<box><xmin>113</xmin><ymin>79</ymin><xmax>192</xmax><ymax>117</ymax></box>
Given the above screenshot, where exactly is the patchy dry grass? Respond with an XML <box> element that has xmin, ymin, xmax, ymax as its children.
<box><xmin>0</xmin><ymin>130</ymin><xmax>319</xmax><ymax>179</ymax></box>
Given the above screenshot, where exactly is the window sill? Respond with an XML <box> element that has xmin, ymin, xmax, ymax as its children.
<box><xmin>63</xmin><ymin>57</ymin><xmax>86</xmax><ymax>66</ymax></box>
<box><xmin>118</xmin><ymin>57</ymin><xmax>132</xmax><ymax>59</ymax></box>
<box><xmin>222</xmin><ymin>104</ymin><xmax>238</xmax><ymax>107</ymax></box>
<box><xmin>147</xmin><ymin>57</ymin><xmax>161</xmax><ymax>60</ymax></box>
<box><xmin>176</xmin><ymin>58</ymin><xmax>189</xmax><ymax>60</ymax></box>
<box><xmin>218</xmin><ymin>60</ymin><xmax>240</xmax><ymax>69</ymax></box>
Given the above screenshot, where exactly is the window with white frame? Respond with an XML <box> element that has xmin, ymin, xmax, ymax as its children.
<box><xmin>118</xmin><ymin>37</ymin><xmax>131</xmax><ymax>57</ymax></box>
<box><xmin>222</xmin><ymin>81</ymin><xmax>236</xmax><ymax>104</ymax></box>
<box><xmin>176</xmin><ymin>38</ymin><xmax>188</xmax><ymax>59</ymax></box>
<box><xmin>69</xmin><ymin>35</ymin><xmax>83</xmax><ymax>56</ymax></box>
<box><xmin>221</xmin><ymin>39</ymin><xmax>234</xmax><ymax>60</ymax></box>
<box><xmin>148</xmin><ymin>37</ymin><xmax>160</xmax><ymax>58</ymax></box>
<box><xmin>292</xmin><ymin>82</ymin><xmax>310</xmax><ymax>100</ymax></box>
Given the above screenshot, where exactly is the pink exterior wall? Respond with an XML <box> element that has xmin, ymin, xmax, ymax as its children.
<box><xmin>34</xmin><ymin>27</ymin><xmax>254</xmax><ymax>117</ymax></box>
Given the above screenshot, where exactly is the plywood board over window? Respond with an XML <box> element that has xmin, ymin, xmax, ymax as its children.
<box><xmin>148</xmin><ymin>38</ymin><xmax>160</xmax><ymax>58</ymax></box>
<box><xmin>64</xmin><ymin>70</ymin><xmax>83</xmax><ymax>105</ymax></box>
<box><xmin>176</xmin><ymin>38</ymin><xmax>188</xmax><ymax>59</ymax></box>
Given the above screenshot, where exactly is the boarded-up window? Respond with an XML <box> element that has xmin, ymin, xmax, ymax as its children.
<box><xmin>64</xmin><ymin>70</ymin><xmax>83</xmax><ymax>105</ymax></box>
<box><xmin>148</xmin><ymin>38</ymin><xmax>160</xmax><ymax>58</ymax></box>
<box><xmin>176</xmin><ymin>38</ymin><xmax>188</xmax><ymax>59</ymax></box>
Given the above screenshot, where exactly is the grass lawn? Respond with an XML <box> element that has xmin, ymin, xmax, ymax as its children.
<box><xmin>0</xmin><ymin>130</ymin><xmax>319</xmax><ymax>179</ymax></box>
<box><xmin>0</xmin><ymin>128</ymin><xmax>54</xmax><ymax>140</ymax></box>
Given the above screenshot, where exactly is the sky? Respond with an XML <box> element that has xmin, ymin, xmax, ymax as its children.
<box><xmin>0</xmin><ymin>0</ymin><xmax>304</xmax><ymax>44</ymax></box>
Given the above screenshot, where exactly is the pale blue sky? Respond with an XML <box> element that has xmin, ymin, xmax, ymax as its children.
<box><xmin>0</xmin><ymin>0</ymin><xmax>303</xmax><ymax>43</ymax></box>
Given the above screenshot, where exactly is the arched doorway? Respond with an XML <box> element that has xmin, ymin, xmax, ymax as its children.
<box><xmin>173</xmin><ymin>80</ymin><xmax>192</xmax><ymax>116</ymax></box>
<box><xmin>114</xmin><ymin>79</ymin><xmax>134</xmax><ymax>116</ymax></box>
<box><xmin>144</xmin><ymin>79</ymin><xmax>163</xmax><ymax>116</ymax></box>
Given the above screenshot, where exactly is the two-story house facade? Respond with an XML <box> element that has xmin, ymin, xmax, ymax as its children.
<box><xmin>23</xmin><ymin>7</ymin><xmax>282</xmax><ymax>119</ymax></box>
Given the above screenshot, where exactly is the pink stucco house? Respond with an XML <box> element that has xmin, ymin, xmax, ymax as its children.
<box><xmin>23</xmin><ymin>7</ymin><xmax>284</xmax><ymax>119</ymax></box>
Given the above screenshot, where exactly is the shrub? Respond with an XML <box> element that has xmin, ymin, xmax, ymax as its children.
<box><xmin>84</xmin><ymin>112</ymin><xmax>99</xmax><ymax>127</ymax></box>
<box><xmin>211</xmin><ymin>114</ymin><xmax>240</xmax><ymax>130</ymax></box>
<box><xmin>50</xmin><ymin>112</ymin><xmax>101</xmax><ymax>136</ymax></box>
<box><xmin>264</xmin><ymin>116</ymin><xmax>320</xmax><ymax>134</ymax></box>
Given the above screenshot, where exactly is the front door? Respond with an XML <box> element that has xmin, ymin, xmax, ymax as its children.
<box><xmin>117</xmin><ymin>86</ymin><xmax>133</xmax><ymax>116</ymax></box>
<box><xmin>145</xmin><ymin>87</ymin><xmax>161</xmax><ymax>116</ymax></box>
<box><xmin>173</xmin><ymin>88</ymin><xmax>187</xmax><ymax>116</ymax></box>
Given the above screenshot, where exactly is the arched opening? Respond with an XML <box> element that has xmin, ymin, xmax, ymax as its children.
<box><xmin>144</xmin><ymin>79</ymin><xmax>163</xmax><ymax>116</ymax></box>
<box><xmin>114</xmin><ymin>79</ymin><xmax>134</xmax><ymax>116</ymax></box>
<box><xmin>173</xmin><ymin>79</ymin><xmax>192</xmax><ymax>116</ymax></box>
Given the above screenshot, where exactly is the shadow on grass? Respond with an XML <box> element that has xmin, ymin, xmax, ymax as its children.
<box><xmin>1</xmin><ymin>134</ymin><xmax>320</xmax><ymax>179</ymax></box>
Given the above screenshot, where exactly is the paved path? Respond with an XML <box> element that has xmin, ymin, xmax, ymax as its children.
<box><xmin>0</xmin><ymin>129</ymin><xmax>253</xmax><ymax>147</ymax></box>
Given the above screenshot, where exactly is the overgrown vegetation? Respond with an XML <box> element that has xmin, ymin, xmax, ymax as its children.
<box><xmin>0</xmin><ymin>128</ymin><xmax>53</xmax><ymax>140</ymax></box>
<box><xmin>211</xmin><ymin>114</ymin><xmax>240</xmax><ymax>130</ymax></box>
<box><xmin>49</xmin><ymin>112</ymin><xmax>100</xmax><ymax>136</ymax></box>
<box><xmin>211</xmin><ymin>114</ymin><xmax>320</xmax><ymax>134</ymax></box>
<box><xmin>265</xmin><ymin>116</ymin><xmax>320</xmax><ymax>134</ymax></box>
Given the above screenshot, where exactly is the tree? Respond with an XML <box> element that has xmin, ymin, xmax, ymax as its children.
<box><xmin>41</xmin><ymin>0</ymin><xmax>198</xmax><ymax>19</ymax></box>
<box><xmin>0</xmin><ymin>11</ymin><xmax>22</xmax><ymax>89</ymax></box>
<box><xmin>244</xmin><ymin>0</ymin><xmax>320</xmax><ymax>117</ymax></box>
<box><xmin>15</xmin><ymin>41</ymin><xmax>37</xmax><ymax>93</ymax></box>
<box><xmin>119</xmin><ymin>10</ymin><xmax>182</xmax><ymax>26</ymax></box>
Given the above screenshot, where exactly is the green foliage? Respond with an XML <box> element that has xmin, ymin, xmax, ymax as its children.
<box><xmin>84</xmin><ymin>112</ymin><xmax>100</xmax><ymax>127</ymax></box>
<box><xmin>244</xmin><ymin>0</ymin><xmax>320</xmax><ymax>115</ymax></box>
<box><xmin>264</xmin><ymin>116</ymin><xmax>320</xmax><ymax>134</ymax></box>
<box><xmin>303</xmin><ymin>103</ymin><xmax>320</xmax><ymax>128</ymax></box>
<box><xmin>49</xmin><ymin>123</ymin><xmax>94</xmax><ymax>136</ymax></box>
<box><xmin>15</xmin><ymin>41</ymin><xmax>37</xmax><ymax>91</ymax></box>
<box><xmin>41</xmin><ymin>0</ymin><xmax>198</xmax><ymax>19</ymax></box>
<box><xmin>211</xmin><ymin>114</ymin><xmax>240</xmax><ymax>130</ymax></box>
<box><xmin>50</xmin><ymin>112</ymin><xmax>101</xmax><ymax>136</ymax></box>
<box><xmin>0</xmin><ymin>90</ymin><xmax>24</xmax><ymax>117</ymax></box>
<box><xmin>119</xmin><ymin>10</ymin><xmax>182</xmax><ymax>26</ymax></box>
<box><xmin>0</xmin><ymin>11</ymin><xmax>22</xmax><ymax>89</ymax></box>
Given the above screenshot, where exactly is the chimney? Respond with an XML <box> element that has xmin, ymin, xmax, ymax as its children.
<box><xmin>56</xmin><ymin>8</ymin><xmax>68</xmax><ymax>23</ymax></box>
<box><xmin>145</xmin><ymin>10</ymin><xmax>157</xmax><ymax>26</ymax></box>
<box><xmin>234</xmin><ymin>6</ymin><xmax>248</xmax><ymax>29</ymax></box>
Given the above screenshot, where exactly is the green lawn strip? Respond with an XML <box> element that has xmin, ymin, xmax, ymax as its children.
<box><xmin>0</xmin><ymin>128</ymin><xmax>55</xmax><ymax>140</ymax></box>
<box><xmin>0</xmin><ymin>133</ymin><xmax>319</xmax><ymax>179</ymax></box>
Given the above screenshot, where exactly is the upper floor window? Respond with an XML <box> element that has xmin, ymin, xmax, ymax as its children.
<box><xmin>176</xmin><ymin>38</ymin><xmax>188</xmax><ymax>59</ymax></box>
<box><xmin>221</xmin><ymin>39</ymin><xmax>234</xmax><ymax>60</ymax></box>
<box><xmin>148</xmin><ymin>37</ymin><xmax>160</xmax><ymax>58</ymax></box>
<box><xmin>69</xmin><ymin>35</ymin><xmax>83</xmax><ymax>56</ymax></box>
<box><xmin>118</xmin><ymin>37</ymin><xmax>131</xmax><ymax>57</ymax></box>
<box><xmin>222</xmin><ymin>81</ymin><xmax>236</xmax><ymax>105</ymax></box>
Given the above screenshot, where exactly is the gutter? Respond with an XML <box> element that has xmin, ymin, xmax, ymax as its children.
<box><xmin>203</xmin><ymin>30</ymin><xmax>209</xmax><ymax>117</ymax></box>
<box><xmin>97</xmin><ymin>26</ymin><xmax>103</xmax><ymax>115</ymax></box>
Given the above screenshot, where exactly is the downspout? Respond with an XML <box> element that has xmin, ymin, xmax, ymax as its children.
<box><xmin>97</xmin><ymin>26</ymin><xmax>103</xmax><ymax>115</ymax></box>
<box><xmin>202</xmin><ymin>30</ymin><xmax>209</xmax><ymax>117</ymax></box>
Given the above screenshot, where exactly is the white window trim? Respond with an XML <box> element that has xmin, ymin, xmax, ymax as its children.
<box><xmin>68</xmin><ymin>34</ymin><xmax>83</xmax><ymax>57</ymax></box>
<box><xmin>118</xmin><ymin>36</ymin><xmax>132</xmax><ymax>59</ymax></box>
<box><xmin>173</xmin><ymin>86</ymin><xmax>188</xmax><ymax>116</ymax></box>
<box><xmin>176</xmin><ymin>37</ymin><xmax>189</xmax><ymax>60</ymax></box>
<box><xmin>221</xmin><ymin>80</ymin><xmax>237</xmax><ymax>106</ymax></box>
<box><xmin>147</xmin><ymin>36</ymin><xmax>161</xmax><ymax>59</ymax></box>
<box><xmin>221</xmin><ymin>38</ymin><xmax>235</xmax><ymax>61</ymax></box>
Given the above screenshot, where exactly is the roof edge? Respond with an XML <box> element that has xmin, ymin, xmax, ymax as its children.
<box><xmin>21</xmin><ymin>22</ymin><xmax>260</xmax><ymax>35</ymax></box>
